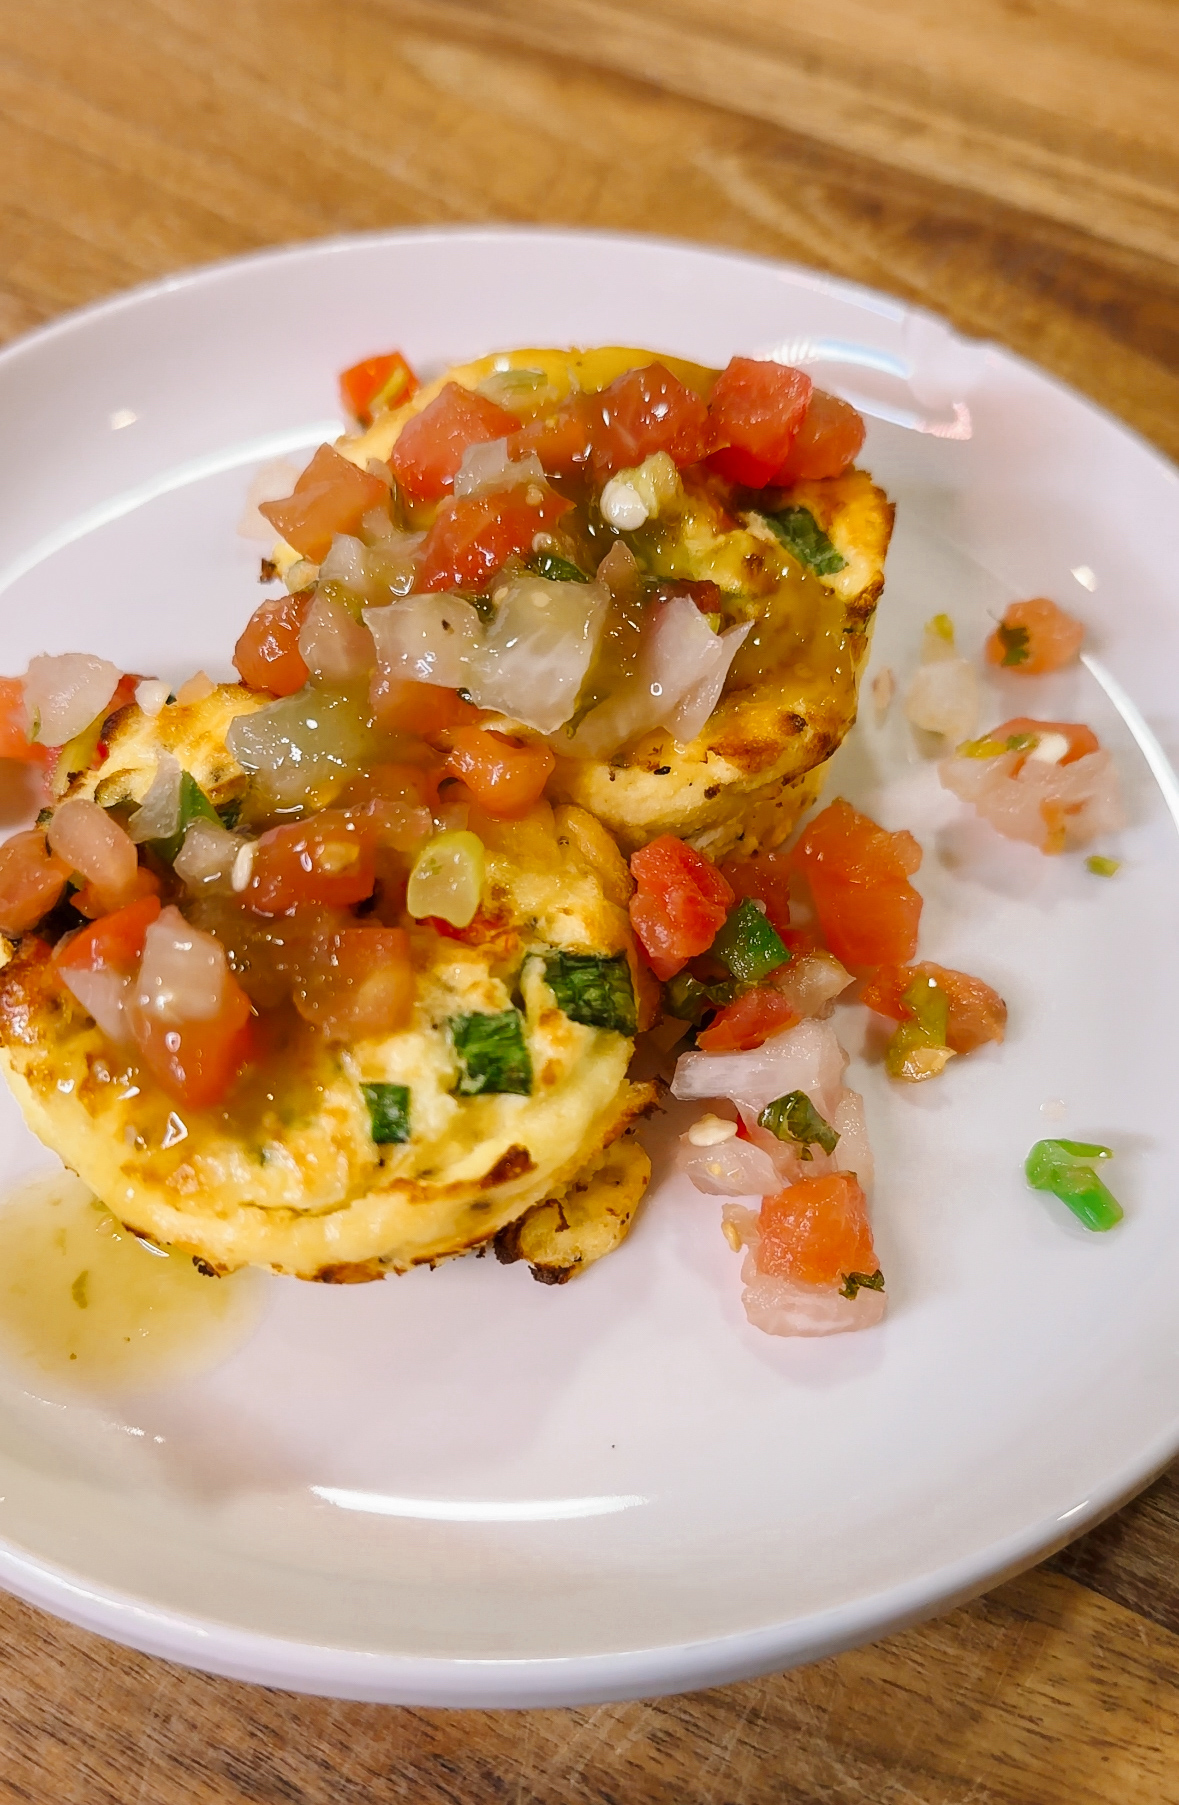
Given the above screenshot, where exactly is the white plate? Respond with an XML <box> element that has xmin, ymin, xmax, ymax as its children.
<box><xmin>0</xmin><ymin>229</ymin><xmax>1177</xmax><ymax>1708</ymax></box>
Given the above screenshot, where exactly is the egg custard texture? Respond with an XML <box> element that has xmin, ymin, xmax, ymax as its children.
<box><xmin>0</xmin><ymin>696</ymin><xmax>654</xmax><ymax>1282</ymax></box>
<box><xmin>339</xmin><ymin>346</ymin><xmax>893</xmax><ymax>857</ymax></box>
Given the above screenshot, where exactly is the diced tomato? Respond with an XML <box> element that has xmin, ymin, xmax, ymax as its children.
<box><xmin>389</xmin><ymin>383</ymin><xmax>521</xmax><ymax>502</ymax></box>
<box><xmin>245</xmin><ymin>811</ymin><xmax>377</xmax><ymax>915</ymax></box>
<box><xmin>790</xmin><ymin>799</ymin><xmax>923</xmax><ymax>969</ymax></box>
<box><xmin>72</xmin><ymin>864</ymin><xmax>161</xmax><ymax>921</ymax></box>
<box><xmin>339</xmin><ymin>350</ymin><xmax>419</xmax><ymax>427</ymax></box>
<box><xmin>994</xmin><ymin>717</ymin><xmax>1100</xmax><ymax>767</ymax></box>
<box><xmin>233</xmin><ymin>592</ymin><xmax>313</xmax><ymax>696</ymax></box>
<box><xmin>340</xmin><ymin>760</ymin><xmax>442</xmax><ymax>814</ymax></box>
<box><xmin>647</xmin><ymin>578</ymin><xmax>724</xmax><ymax>613</ymax></box>
<box><xmin>54</xmin><ymin>894</ymin><xmax>161</xmax><ymax>974</ymax></box>
<box><xmin>758</xmin><ymin>1172</ymin><xmax>877</xmax><ymax>1288</ymax></box>
<box><xmin>718</xmin><ymin>847</ymin><xmax>793</xmax><ymax>937</ymax></box>
<box><xmin>0</xmin><ymin>678</ymin><xmax>51</xmax><ymax>768</ymax></box>
<box><xmin>370</xmin><ymin>672</ymin><xmax>481</xmax><ymax>742</ymax></box>
<box><xmin>861</xmin><ymin>961</ymin><xmax>1007</xmax><ymax>1055</ymax></box>
<box><xmin>293</xmin><ymin>924</ymin><xmax>415</xmax><ymax>1039</ymax></box>
<box><xmin>985</xmin><ymin>598</ymin><xmax>1085</xmax><ymax>675</ymax></box>
<box><xmin>445</xmin><ymin>727</ymin><xmax>555</xmax><ymax>819</ymax></box>
<box><xmin>507</xmin><ymin>399</ymin><xmax>594</xmax><ymax>477</ymax></box>
<box><xmin>773</xmin><ymin>389</ymin><xmax>865</xmax><ymax>484</ymax></box>
<box><xmin>628</xmin><ymin>835</ymin><xmax>734</xmax><ymax>981</ymax></box>
<box><xmin>0</xmin><ymin>831</ymin><xmax>72</xmax><ymax>934</ymax></box>
<box><xmin>259</xmin><ymin>445</ymin><xmax>388</xmax><ymax>564</ymax></box>
<box><xmin>415</xmin><ymin>484</ymin><xmax>574</xmax><ymax>594</ymax></box>
<box><xmin>706</xmin><ymin>358</ymin><xmax>813</xmax><ymax>488</ymax></box>
<box><xmin>589</xmin><ymin>363</ymin><xmax>712</xmax><ymax>479</ymax></box>
<box><xmin>132</xmin><ymin>975</ymin><xmax>254</xmax><ymax>1111</ymax></box>
<box><xmin>696</xmin><ymin>985</ymin><xmax>799</xmax><ymax>1052</ymax></box>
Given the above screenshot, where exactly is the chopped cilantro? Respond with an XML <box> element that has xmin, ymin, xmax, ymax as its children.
<box><xmin>70</xmin><ymin>1270</ymin><xmax>90</xmax><ymax>1309</ymax></box>
<box><xmin>543</xmin><ymin>951</ymin><xmax>636</xmax><ymax>1035</ymax></box>
<box><xmin>529</xmin><ymin>549</ymin><xmax>591</xmax><ymax>584</ymax></box>
<box><xmin>997</xmin><ymin>622</ymin><xmax>1030</xmax><ymax>666</ymax></box>
<box><xmin>217</xmin><ymin>797</ymin><xmax>243</xmax><ymax>831</ymax></box>
<box><xmin>758</xmin><ymin>1090</ymin><xmax>839</xmax><ymax>1158</ymax></box>
<box><xmin>711</xmin><ymin>898</ymin><xmax>790</xmax><ymax>989</ymax></box>
<box><xmin>664</xmin><ymin>971</ymin><xmax>736</xmax><ymax>1024</ymax></box>
<box><xmin>839</xmin><ymin>1269</ymin><xmax>885</xmax><ymax>1300</ymax></box>
<box><xmin>449</xmin><ymin>1010</ymin><xmax>533</xmax><ymax>1096</ymax></box>
<box><xmin>151</xmin><ymin>771</ymin><xmax>220</xmax><ymax>864</ymax></box>
<box><xmin>763</xmin><ymin>506</ymin><xmax>847</xmax><ymax>577</ymax></box>
<box><xmin>361</xmin><ymin>1082</ymin><xmax>411</xmax><ymax>1145</ymax></box>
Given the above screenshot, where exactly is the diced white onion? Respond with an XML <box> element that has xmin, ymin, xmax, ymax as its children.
<box><xmin>173</xmin><ymin>820</ymin><xmax>245</xmax><ymax>891</ymax></box>
<box><xmin>364</xmin><ymin>595</ymin><xmax>482</xmax><ymax>690</ymax></box>
<box><xmin>452</xmin><ymin>438</ymin><xmax>546</xmax><ymax>498</ymax></box>
<box><xmin>61</xmin><ymin>966</ymin><xmax>133</xmax><ymax>1044</ymax></box>
<box><xmin>135</xmin><ymin>679</ymin><xmax>169</xmax><ymax>718</ymax></box>
<box><xmin>740</xmin><ymin>1260</ymin><xmax>887</xmax><ymax>1337</ymax></box>
<box><xmin>127</xmin><ymin>753</ymin><xmax>182</xmax><ymax>844</ymax></box>
<box><xmin>23</xmin><ymin>653</ymin><xmax>121</xmax><ymax>747</ymax></box>
<box><xmin>175</xmin><ymin>671</ymin><xmax>215</xmax><ymax>707</ymax></box>
<box><xmin>298</xmin><ymin>593</ymin><xmax>375</xmax><ymax>683</ymax></box>
<box><xmin>774</xmin><ymin>949</ymin><xmax>853</xmax><ymax>1020</ymax></box>
<box><xmin>47</xmin><ymin>798</ymin><xmax>139</xmax><ymax>908</ymax></box>
<box><xmin>466</xmin><ymin>576</ymin><xmax>609</xmax><ymax>734</ymax></box>
<box><xmin>134</xmin><ymin>905</ymin><xmax>226</xmax><ymax>1024</ymax></box>
<box><xmin>226</xmin><ymin>689</ymin><xmax>375</xmax><ymax>811</ymax></box>
<box><xmin>904</xmin><ymin>657</ymin><xmax>980</xmax><ymax>743</ymax></box>
<box><xmin>666</xmin><ymin>618</ymin><xmax>752</xmax><ymax>744</ymax></box>
<box><xmin>672</xmin><ymin>1017</ymin><xmax>848</xmax><ymax>1123</ymax></box>
<box><xmin>318</xmin><ymin>534</ymin><xmax>372</xmax><ymax>593</ymax></box>
<box><xmin>569</xmin><ymin>597</ymin><xmax>739</xmax><ymax>758</ymax></box>
<box><xmin>238</xmin><ymin>459</ymin><xmax>300</xmax><ymax>541</ymax></box>
<box><xmin>677</xmin><ymin>1135</ymin><xmax>781</xmax><ymax>1198</ymax></box>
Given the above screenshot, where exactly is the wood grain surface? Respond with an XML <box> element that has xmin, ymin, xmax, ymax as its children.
<box><xmin>1</xmin><ymin>2</ymin><xmax>1178</xmax><ymax>1799</ymax></box>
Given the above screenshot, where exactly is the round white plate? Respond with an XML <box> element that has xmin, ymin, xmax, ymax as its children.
<box><xmin>0</xmin><ymin>229</ymin><xmax>1177</xmax><ymax>1708</ymax></box>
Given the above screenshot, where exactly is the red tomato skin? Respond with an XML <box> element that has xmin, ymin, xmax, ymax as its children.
<box><xmin>589</xmin><ymin>364</ymin><xmax>712</xmax><ymax>479</ymax></box>
<box><xmin>717</xmin><ymin>848</ymin><xmax>792</xmax><ymax>937</ymax></box>
<box><xmin>55</xmin><ymin>894</ymin><xmax>162</xmax><ymax>974</ymax></box>
<box><xmin>791</xmin><ymin>799</ymin><xmax>923</xmax><ymax>968</ymax></box>
<box><xmin>245</xmin><ymin>812</ymin><xmax>377</xmax><ymax>916</ymax></box>
<box><xmin>258</xmin><ymin>445</ymin><xmax>388</xmax><ymax>564</ymax></box>
<box><xmin>444</xmin><ymin>728</ymin><xmax>555</xmax><ymax>819</ymax></box>
<box><xmin>72</xmin><ymin>865</ymin><xmax>161</xmax><ymax>921</ymax></box>
<box><xmin>0</xmin><ymin>678</ymin><xmax>51</xmax><ymax>768</ymax></box>
<box><xmin>628</xmin><ymin>835</ymin><xmax>735</xmax><ymax>981</ymax></box>
<box><xmin>758</xmin><ymin>1172</ymin><xmax>877</xmax><ymax>1288</ymax></box>
<box><xmin>389</xmin><ymin>384</ymin><xmax>522</xmax><ymax>502</ymax></box>
<box><xmin>339</xmin><ymin>350</ymin><xmax>419</xmax><ymax>426</ymax></box>
<box><xmin>293</xmin><ymin>925</ymin><xmax>415</xmax><ymax>1039</ymax></box>
<box><xmin>706</xmin><ymin>359</ymin><xmax>813</xmax><ymax>488</ymax></box>
<box><xmin>133</xmin><ymin>976</ymin><xmax>254</xmax><ymax>1111</ymax></box>
<box><xmin>773</xmin><ymin>390</ymin><xmax>866</xmax><ymax>483</ymax></box>
<box><xmin>0</xmin><ymin>831</ymin><xmax>72</xmax><ymax>935</ymax></box>
<box><xmin>415</xmin><ymin>485</ymin><xmax>574</xmax><ymax>593</ymax></box>
<box><xmin>233</xmin><ymin>592</ymin><xmax>313</xmax><ymax>696</ymax></box>
<box><xmin>696</xmin><ymin>986</ymin><xmax>800</xmax><ymax>1052</ymax></box>
<box><xmin>992</xmin><ymin>717</ymin><xmax>1100</xmax><ymax>767</ymax></box>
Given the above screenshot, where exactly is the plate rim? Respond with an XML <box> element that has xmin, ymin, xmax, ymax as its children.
<box><xmin>1</xmin><ymin>223</ymin><xmax>1177</xmax><ymax>1704</ymax></box>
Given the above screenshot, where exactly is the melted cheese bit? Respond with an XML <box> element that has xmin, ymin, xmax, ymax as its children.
<box><xmin>687</xmin><ymin>1114</ymin><xmax>739</xmax><ymax>1147</ymax></box>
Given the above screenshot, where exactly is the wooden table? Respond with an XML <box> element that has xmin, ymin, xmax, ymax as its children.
<box><xmin>2</xmin><ymin>2</ymin><xmax>1178</xmax><ymax>1798</ymax></box>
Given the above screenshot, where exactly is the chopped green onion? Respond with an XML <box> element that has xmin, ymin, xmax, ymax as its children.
<box><xmin>217</xmin><ymin>797</ymin><xmax>243</xmax><ymax>830</ymax></box>
<box><xmin>711</xmin><ymin>898</ymin><xmax>790</xmax><ymax>988</ymax></box>
<box><xmin>407</xmin><ymin>830</ymin><xmax>485</xmax><ymax>929</ymax></box>
<box><xmin>663</xmin><ymin>971</ymin><xmax>736</xmax><ymax>1024</ymax></box>
<box><xmin>1086</xmin><ymin>854</ymin><xmax>1121</xmax><ymax>877</ymax></box>
<box><xmin>927</xmin><ymin>612</ymin><xmax>955</xmax><ymax>644</ymax></box>
<box><xmin>956</xmin><ymin>731</ymin><xmax>1038</xmax><ymax>759</ymax></box>
<box><xmin>361</xmin><ymin>1082</ymin><xmax>411</xmax><ymax>1145</ymax></box>
<box><xmin>762</xmin><ymin>506</ymin><xmax>847</xmax><ymax>576</ymax></box>
<box><xmin>996</xmin><ymin>622</ymin><xmax>1030</xmax><ymax>666</ymax></box>
<box><xmin>1025</xmin><ymin>1138</ymin><xmax>1122</xmax><ymax>1232</ymax></box>
<box><xmin>839</xmin><ymin>1268</ymin><xmax>885</xmax><ymax>1300</ymax></box>
<box><xmin>758</xmin><ymin>1090</ymin><xmax>839</xmax><ymax>1158</ymax></box>
<box><xmin>529</xmin><ymin>549</ymin><xmax>591</xmax><ymax>584</ymax></box>
<box><xmin>151</xmin><ymin>771</ymin><xmax>220</xmax><ymax>864</ymax></box>
<box><xmin>449</xmin><ymin>1010</ymin><xmax>533</xmax><ymax>1097</ymax></box>
<box><xmin>542</xmin><ymin>951</ymin><xmax>636</xmax><ymax>1035</ymax></box>
<box><xmin>885</xmin><ymin>976</ymin><xmax>955</xmax><ymax>1081</ymax></box>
